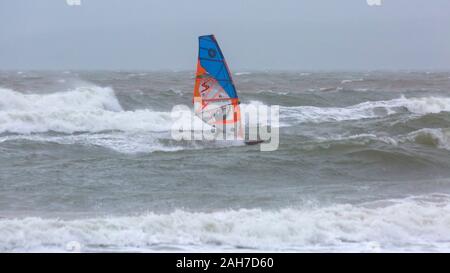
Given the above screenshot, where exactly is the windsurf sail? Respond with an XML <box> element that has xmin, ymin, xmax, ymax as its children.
<box><xmin>193</xmin><ymin>34</ymin><xmax>242</xmax><ymax>138</ymax></box>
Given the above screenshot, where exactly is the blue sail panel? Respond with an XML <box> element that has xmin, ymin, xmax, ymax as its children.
<box><xmin>198</xmin><ymin>35</ymin><xmax>238</xmax><ymax>98</ymax></box>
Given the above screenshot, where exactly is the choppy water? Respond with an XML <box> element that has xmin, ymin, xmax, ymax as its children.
<box><xmin>1</xmin><ymin>70</ymin><xmax>450</xmax><ymax>252</ymax></box>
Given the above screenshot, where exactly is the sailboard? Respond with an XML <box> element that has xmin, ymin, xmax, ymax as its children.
<box><xmin>193</xmin><ymin>34</ymin><xmax>263</xmax><ymax>145</ymax></box>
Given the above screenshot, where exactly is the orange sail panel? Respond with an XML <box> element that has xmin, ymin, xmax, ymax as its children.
<box><xmin>193</xmin><ymin>35</ymin><xmax>242</xmax><ymax>138</ymax></box>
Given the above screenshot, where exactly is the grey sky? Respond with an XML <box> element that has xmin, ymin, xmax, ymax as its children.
<box><xmin>1</xmin><ymin>0</ymin><xmax>449</xmax><ymax>70</ymax></box>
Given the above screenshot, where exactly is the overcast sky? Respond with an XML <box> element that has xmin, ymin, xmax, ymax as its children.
<box><xmin>1</xmin><ymin>0</ymin><xmax>449</xmax><ymax>70</ymax></box>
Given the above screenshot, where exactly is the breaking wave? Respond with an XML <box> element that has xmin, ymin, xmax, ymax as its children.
<box><xmin>305</xmin><ymin>128</ymin><xmax>450</xmax><ymax>152</ymax></box>
<box><xmin>234</xmin><ymin>72</ymin><xmax>252</xmax><ymax>76</ymax></box>
<box><xmin>3</xmin><ymin>86</ymin><xmax>450</xmax><ymax>155</ymax></box>
<box><xmin>0</xmin><ymin>86</ymin><xmax>177</xmax><ymax>134</ymax></box>
<box><xmin>1</xmin><ymin>194</ymin><xmax>450</xmax><ymax>252</ymax></box>
<box><xmin>404</xmin><ymin>128</ymin><xmax>450</xmax><ymax>151</ymax></box>
<box><xmin>0</xmin><ymin>87</ymin><xmax>263</xmax><ymax>135</ymax></box>
<box><xmin>0</xmin><ymin>133</ymin><xmax>185</xmax><ymax>154</ymax></box>
<box><xmin>341</xmin><ymin>78</ymin><xmax>364</xmax><ymax>84</ymax></box>
<box><xmin>281</xmin><ymin>96</ymin><xmax>450</xmax><ymax>124</ymax></box>
<box><xmin>0</xmin><ymin>86</ymin><xmax>248</xmax><ymax>153</ymax></box>
<box><xmin>2</xmin><ymin>87</ymin><xmax>450</xmax><ymax>134</ymax></box>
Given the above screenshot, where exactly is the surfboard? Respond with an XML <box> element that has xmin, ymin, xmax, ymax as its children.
<box><xmin>192</xmin><ymin>35</ymin><xmax>261</xmax><ymax>145</ymax></box>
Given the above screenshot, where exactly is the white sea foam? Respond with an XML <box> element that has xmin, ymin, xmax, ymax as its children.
<box><xmin>307</xmin><ymin>128</ymin><xmax>450</xmax><ymax>152</ymax></box>
<box><xmin>1</xmin><ymin>194</ymin><xmax>450</xmax><ymax>252</ymax></box>
<box><xmin>234</xmin><ymin>72</ymin><xmax>252</xmax><ymax>76</ymax></box>
<box><xmin>0</xmin><ymin>87</ymin><xmax>268</xmax><ymax>135</ymax></box>
<box><xmin>0</xmin><ymin>87</ymin><xmax>264</xmax><ymax>152</ymax></box>
<box><xmin>313</xmin><ymin>133</ymin><xmax>398</xmax><ymax>146</ymax></box>
<box><xmin>404</xmin><ymin>128</ymin><xmax>450</xmax><ymax>151</ymax></box>
<box><xmin>0</xmin><ymin>87</ymin><xmax>177</xmax><ymax>134</ymax></box>
<box><xmin>0</xmin><ymin>86</ymin><xmax>205</xmax><ymax>153</ymax></box>
<box><xmin>341</xmin><ymin>79</ymin><xmax>364</xmax><ymax>84</ymax></box>
<box><xmin>0</xmin><ymin>133</ymin><xmax>184</xmax><ymax>154</ymax></box>
<box><xmin>281</xmin><ymin>96</ymin><xmax>450</xmax><ymax>124</ymax></box>
<box><xmin>256</xmin><ymin>89</ymin><xmax>290</xmax><ymax>95</ymax></box>
<box><xmin>2</xmin><ymin>87</ymin><xmax>450</xmax><ymax>138</ymax></box>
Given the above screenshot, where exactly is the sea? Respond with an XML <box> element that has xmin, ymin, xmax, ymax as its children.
<box><xmin>1</xmin><ymin>70</ymin><xmax>450</xmax><ymax>252</ymax></box>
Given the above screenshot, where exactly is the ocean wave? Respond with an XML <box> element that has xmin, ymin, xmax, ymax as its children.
<box><xmin>312</xmin><ymin>133</ymin><xmax>398</xmax><ymax>146</ymax></box>
<box><xmin>281</xmin><ymin>96</ymin><xmax>450</xmax><ymax>124</ymax></box>
<box><xmin>1</xmin><ymin>194</ymin><xmax>450</xmax><ymax>252</ymax></box>
<box><xmin>0</xmin><ymin>87</ymin><xmax>257</xmax><ymax>152</ymax></box>
<box><xmin>0</xmin><ymin>86</ymin><xmax>122</xmax><ymax>112</ymax></box>
<box><xmin>0</xmin><ymin>87</ymin><xmax>178</xmax><ymax>134</ymax></box>
<box><xmin>0</xmin><ymin>133</ymin><xmax>184</xmax><ymax>154</ymax></box>
<box><xmin>341</xmin><ymin>78</ymin><xmax>364</xmax><ymax>84</ymax></box>
<box><xmin>234</xmin><ymin>72</ymin><xmax>252</xmax><ymax>76</ymax></box>
<box><xmin>255</xmin><ymin>90</ymin><xmax>290</xmax><ymax>95</ymax></box>
<box><xmin>404</xmin><ymin>128</ymin><xmax>450</xmax><ymax>151</ymax></box>
<box><xmin>3</xmin><ymin>87</ymin><xmax>450</xmax><ymax>136</ymax></box>
<box><xmin>305</xmin><ymin>128</ymin><xmax>450</xmax><ymax>152</ymax></box>
<box><xmin>0</xmin><ymin>87</ymin><xmax>268</xmax><ymax>135</ymax></box>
